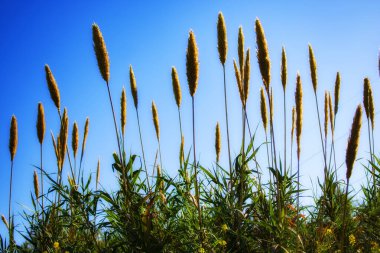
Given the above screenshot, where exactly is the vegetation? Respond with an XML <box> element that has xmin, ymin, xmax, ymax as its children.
<box><xmin>1</xmin><ymin>13</ymin><xmax>380</xmax><ymax>252</ymax></box>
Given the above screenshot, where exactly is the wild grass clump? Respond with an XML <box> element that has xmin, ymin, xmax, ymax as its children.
<box><xmin>1</xmin><ymin>12</ymin><xmax>380</xmax><ymax>253</ymax></box>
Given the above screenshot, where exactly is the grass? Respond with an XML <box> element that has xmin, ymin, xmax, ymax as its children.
<box><xmin>1</xmin><ymin>14</ymin><xmax>380</xmax><ymax>253</ymax></box>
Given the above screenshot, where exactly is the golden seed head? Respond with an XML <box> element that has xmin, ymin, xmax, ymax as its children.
<box><xmin>121</xmin><ymin>87</ymin><xmax>127</xmax><ymax>135</ymax></box>
<box><xmin>215</xmin><ymin>122</ymin><xmax>221</xmax><ymax>162</ymax></box>
<box><xmin>152</xmin><ymin>101</ymin><xmax>160</xmax><ymax>140</ymax></box>
<box><xmin>324</xmin><ymin>91</ymin><xmax>329</xmax><ymax>139</ymax></box>
<box><xmin>328</xmin><ymin>92</ymin><xmax>334</xmax><ymax>134</ymax></box>
<box><xmin>281</xmin><ymin>47</ymin><xmax>287</xmax><ymax>90</ymax></box>
<box><xmin>82</xmin><ymin>117</ymin><xmax>90</xmax><ymax>155</ymax></box>
<box><xmin>363</xmin><ymin>77</ymin><xmax>370</xmax><ymax>118</ymax></box>
<box><xmin>233</xmin><ymin>59</ymin><xmax>244</xmax><ymax>106</ymax></box>
<box><xmin>171</xmin><ymin>67</ymin><xmax>182</xmax><ymax>108</ymax></box>
<box><xmin>238</xmin><ymin>26</ymin><xmax>245</xmax><ymax>78</ymax></box>
<box><xmin>243</xmin><ymin>49</ymin><xmax>250</xmax><ymax>104</ymax></box>
<box><xmin>1</xmin><ymin>215</ymin><xmax>8</xmax><ymax>229</ymax></box>
<box><xmin>334</xmin><ymin>72</ymin><xmax>341</xmax><ymax>115</ymax></box>
<box><xmin>72</xmin><ymin>122</ymin><xmax>79</xmax><ymax>158</ymax></box>
<box><xmin>255</xmin><ymin>18</ymin><xmax>271</xmax><ymax>92</ymax></box>
<box><xmin>92</xmin><ymin>23</ymin><xmax>110</xmax><ymax>83</ymax></box>
<box><xmin>217</xmin><ymin>12</ymin><xmax>228</xmax><ymax>64</ymax></box>
<box><xmin>51</xmin><ymin>132</ymin><xmax>59</xmax><ymax>166</ymax></box>
<box><xmin>260</xmin><ymin>87</ymin><xmax>268</xmax><ymax>132</ymax></box>
<box><xmin>180</xmin><ymin>135</ymin><xmax>185</xmax><ymax>163</ymax></box>
<box><xmin>9</xmin><ymin>115</ymin><xmax>18</xmax><ymax>161</ymax></box>
<box><xmin>59</xmin><ymin>108</ymin><xmax>69</xmax><ymax>169</ymax></box>
<box><xmin>295</xmin><ymin>73</ymin><xmax>303</xmax><ymax>159</ymax></box>
<box><xmin>96</xmin><ymin>159</ymin><xmax>100</xmax><ymax>190</ymax></box>
<box><xmin>368</xmin><ymin>86</ymin><xmax>375</xmax><ymax>129</ymax></box>
<box><xmin>129</xmin><ymin>65</ymin><xmax>138</xmax><ymax>109</ymax></box>
<box><xmin>186</xmin><ymin>30</ymin><xmax>199</xmax><ymax>97</ymax></box>
<box><xmin>44</xmin><ymin>64</ymin><xmax>61</xmax><ymax>109</ymax></box>
<box><xmin>308</xmin><ymin>44</ymin><xmax>318</xmax><ymax>93</ymax></box>
<box><xmin>33</xmin><ymin>170</ymin><xmax>39</xmax><ymax>201</ymax></box>
<box><xmin>37</xmin><ymin>102</ymin><xmax>45</xmax><ymax>144</ymax></box>
<box><xmin>291</xmin><ymin>106</ymin><xmax>296</xmax><ymax>142</ymax></box>
<box><xmin>346</xmin><ymin>105</ymin><xmax>362</xmax><ymax>180</ymax></box>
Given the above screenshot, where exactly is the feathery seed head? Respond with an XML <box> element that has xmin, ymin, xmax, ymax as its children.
<box><xmin>334</xmin><ymin>72</ymin><xmax>341</xmax><ymax>115</ymax></box>
<box><xmin>308</xmin><ymin>44</ymin><xmax>318</xmax><ymax>93</ymax></box>
<box><xmin>217</xmin><ymin>12</ymin><xmax>228</xmax><ymax>65</ymax></box>
<box><xmin>152</xmin><ymin>101</ymin><xmax>160</xmax><ymax>141</ymax></box>
<box><xmin>37</xmin><ymin>102</ymin><xmax>45</xmax><ymax>144</ymax></box>
<box><xmin>255</xmin><ymin>18</ymin><xmax>271</xmax><ymax>92</ymax></box>
<box><xmin>260</xmin><ymin>87</ymin><xmax>268</xmax><ymax>132</ymax></box>
<box><xmin>281</xmin><ymin>46</ymin><xmax>287</xmax><ymax>90</ymax></box>
<box><xmin>324</xmin><ymin>91</ymin><xmax>329</xmax><ymax>138</ymax></box>
<box><xmin>1</xmin><ymin>215</ymin><xmax>8</xmax><ymax>229</ymax></box>
<box><xmin>291</xmin><ymin>106</ymin><xmax>296</xmax><ymax>142</ymax></box>
<box><xmin>238</xmin><ymin>26</ymin><xmax>245</xmax><ymax>77</ymax></box>
<box><xmin>129</xmin><ymin>65</ymin><xmax>138</xmax><ymax>109</ymax></box>
<box><xmin>345</xmin><ymin>105</ymin><xmax>362</xmax><ymax>180</ymax></box>
<box><xmin>82</xmin><ymin>117</ymin><xmax>89</xmax><ymax>155</ymax></box>
<box><xmin>72</xmin><ymin>122</ymin><xmax>79</xmax><ymax>158</ymax></box>
<box><xmin>368</xmin><ymin>86</ymin><xmax>375</xmax><ymax>129</ymax></box>
<box><xmin>9</xmin><ymin>115</ymin><xmax>18</xmax><ymax>161</ymax></box>
<box><xmin>33</xmin><ymin>170</ymin><xmax>39</xmax><ymax>201</ymax></box>
<box><xmin>171</xmin><ymin>67</ymin><xmax>182</xmax><ymax>107</ymax></box>
<box><xmin>59</xmin><ymin>109</ymin><xmax>69</xmax><ymax>169</ymax></box>
<box><xmin>243</xmin><ymin>49</ymin><xmax>251</xmax><ymax>104</ymax></box>
<box><xmin>92</xmin><ymin>23</ymin><xmax>110</xmax><ymax>83</ymax></box>
<box><xmin>121</xmin><ymin>87</ymin><xmax>127</xmax><ymax>135</ymax></box>
<box><xmin>44</xmin><ymin>64</ymin><xmax>61</xmax><ymax>109</ymax></box>
<box><xmin>295</xmin><ymin>73</ymin><xmax>303</xmax><ymax>159</ymax></box>
<box><xmin>234</xmin><ymin>59</ymin><xmax>244</xmax><ymax>105</ymax></box>
<box><xmin>186</xmin><ymin>30</ymin><xmax>199</xmax><ymax>97</ymax></box>
<box><xmin>363</xmin><ymin>77</ymin><xmax>370</xmax><ymax>119</ymax></box>
<box><xmin>180</xmin><ymin>135</ymin><xmax>185</xmax><ymax>163</ymax></box>
<box><xmin>328</xmin><ymin>92</ymin><xmax>334</xmax><ymax>134</ymax></box>
<box><xmin>215</xmin><ymin>122</ymin><xmax>221</xmax><ymax>162</ymax></box>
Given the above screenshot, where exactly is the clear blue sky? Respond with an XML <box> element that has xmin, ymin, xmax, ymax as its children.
<box><xmin>0</xmin><ymin>0</ymin><xmax>379</xmax><ymax>241</ymax></box>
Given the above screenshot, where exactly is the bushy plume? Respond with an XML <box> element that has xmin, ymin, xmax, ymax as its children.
<box><xmin>295</xmin><ymin>73</ymin><xmax>303</xmax><ymax>159</ymax></box>
<box><xmin>281</xmin><ymin>47</ymin><xmax>287</xmax><ymax>90</ymax></box>
<box><xmin>260</xmin><ymin>87</ymin><xmax>268</xmax><ymax>132</ymax></box>
<box><xmin>44</xmin><ymin>65</ymin><xmax>61</xmax><ymax>109</ymax></box>
<box><xmin>334</xmin><ymin>72</ymin><xmax>341</xmax><ymax>115</ymax></box>
<box><xmin>291</xmin><ymin>106</ymin><xmax>296</xmax><ymax>142</ymax></box>
<box><xmin>308</xmin><ymin>44</ymin><xmax>318</xmax><ymax>93</ymax></box>
<box><xmin>1</xmin><ymin>215</ymin><xmax>8</xmax><ymax>229</ymax></box>
<box><xmin>243</xmin><ymin>49</ymin><xmax>250</xmax><ymax>104</ymax></box>
<box><xmin>215</xmin><ymin>122</ymin><xmax>221</xmax><ymax>162</ymax></box>
<box><xmin>37</xmin><ymin>103</ymin><xmax>45</xmax><ymax>144</ymax></box>
<box><xmin>9</xmin><ymin>115</ymin><xmax>18</xmax><ymax>161</ymax></box>
<box><xmin>238</xmin><ymin>26</ymin><xmax>245</xmax><ymax>77</ymax></box>
<box><xmin>255</xmin><ymin>18</ymin><xmax>271</xmax><ymax>92</ymax></box>
<box><xmin>324</xmin><ymin>91</ymin><xmax>329</xmax><ymax>138</ymax></box>
<box><xmin>234</xmin><ymin>59</ymin><xmax>244</xmax><ymax>105</ymax></box>
<box><xmin>121</xmin><ymin>87</ymin><xmax>127</xmax><ymax>136</ymax></box>
<box><xmin>186</xmin><ymin>30</ymin><xmax>199</xmax><ymax>97</ymax></box>
<box><xmin>33</xmin><ymin>171</ymin><xmax>39</xmax><ymax>201</ymax></box>
<box><xmin>130</xmin><ymin>65</ymin><xmax>138</xmax><ymax>109</ymax></box>
<box><xmin>92</xmin><ymin>23</ymin><xmax>110</xmax><ymax>83</ymax></box>
<box><xmin>345</xmin><ymin>105</ymin><xmax>362</xmax><ymax>179</ymax></box>
<box><xmin>152</xmin><ymin>101</ymin><xmax>160</xmax><ymax>141</ymax></box>
<box><xmin>328</xmin><ymin>92</ymin><xmax>334</xmax><ymax>133</ymax></box>
<box><xmin>72</xmin><ymin>122</ymin><xmax>79</xmax><ymax>158</ymax></box>
<box><xmin>363</xmin><ymin>77</ymin><xmax>375</xmax><ymax>129</ymax></box>
<box><xmin>171</xmin><ymin>67</ymin><xmax>182</xmax><ymax>108</ymax></box>
<box><xmin>217</xmin><ymin>12</ymin><xmax>228</xmax><ymax>65</ymax></box>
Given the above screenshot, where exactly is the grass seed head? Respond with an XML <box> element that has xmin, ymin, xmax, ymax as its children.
<box><xmin>260</xmin><ymin>87</ymin><xmax>268</xmax><ymax>132</ymax></box>
<box><xmin>152</xmin><ymin>101</ymin><xmax>160</xmax><ymax>141</ymax></box>
<box><xmin>238</xmin><ymin>26</ymin><xmax>245</xmax><ymax>78</ymax></box>
<box><xmin>121</xmin><ymin>87</ymin><xmax>127</xmax><ymax>136</ymax></box>
<box><xmin>328</xmin><ymin>92</ymin><xmax>334</xmax><ymax>134</ymax></box>
<box><xmin>92</xmin><ymin>23</ymin><xmax>110</xmax><ymax>83</ymax></box>
<box><xmin>324</xmin><ymin>91</ymin><xmax>329</xmax><ymax>139</ymax></box>
<box><xmin>334</xmin><ymin>72</ymin><xmax>341</xmax><ymax>115</ymax></box>
<box><xmin>244</xmin><ymin>48</ymin><xmax>250</xmax><ymax>104</ymax></box>
<box><xmin>186</xmin><ymin>30</ymin><xmax>199</xmax><ymax>97</ymax></box>
<box><xmin>217</xmin><ymin>12</ymin><xmax>228</xmax><ymax>65</ymax></box>
<box><xmin>1</xmin><ymin>215</ymin><xmax>8</xmax><ymax>229</ymax></box>
<box><xmin>72</xmin><ymin>122</ymin><xmax>79</xmax><ymax>158</ymax></box>
<box><xmin>9</xmin><ymin>115</ymin><xmax>18</xmax><ymax>161</ymax></box>
<box><xmin>346</xmin><ymin>105</ymin><xmax>362</xmax><ymax>180</ymax></box>
<box><xmin>180</xmin><ymin>135</ymin><xmax>185</xmax><ymax>163</ymax></box>
<box><xmin>129</xmin><ymin>65</ymin><xmax>138</xmax><ymax>109</ymax></box>
<box><xmin>215</xmin><ymin>122</ymin><xmax>221</xmax><ymax>162</ymax></box>
<box><xmin>281</xmin><ymin>46</ymin><xmax>287</xmax><ymax>90</ymax></box>
<box><xmin>255</xmin><ymin>18</ymin><xmax>271</xmax><ymax>92</ymax></box>
<box><xmin>44</xmin><ymin>64</ymin><xmax>61</xmax><ymax>109</ymax></box>
<box><xmin>82</xmin><ymin>117</ymin><xmax>89</xmax><ymax>155</ymax></box>
<box><xmin>234</xmin><ymin>59</ymin><xmax>244</xmax><ymax>105</ymax></box>
<box><xmin>308</xmin><ymin>44</ymin><xmax>318</xmax><ymax>93</ymax></box>
<box><xmin>37</xmin><ymin>102</ymin><xmax>45</xmax><ymax>144</ymax></box>
<box><xmin>171</xmin><ymin>67</ymin><xmax>182</xmax><ymax>108</ymax></box>
<box><xmin>295</xmin><ymin>73</ymin><xmax>303</xmax><ymax>159</ymax></box>
<box><xmin>33</xmin><ymin>170</ymin><xmax>39</xmax><ymax>201</ymax></box>
<box><xmin>363</xmin><ymin>77</ymin><xmax>370</xmax><ymax>119</ymax></box>
<box><xmin>369</xmin><ymin>86</ymin><xmax>375</xmax><ymax>129</ymax></box>
<box><xmin>291</xmin><ymin>106</ymin><xmax>296</xmax><ymax>142</ymax></box>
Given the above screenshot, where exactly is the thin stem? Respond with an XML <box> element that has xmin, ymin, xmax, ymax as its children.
<box><xmin>371</xmin><ymin>126</ymin><xmax>376</xmax><ymax>189</ymax></box>
<box><xmin>222</xmin><ymin>64</ymin><xmax>233</xmax><ymax>180</ymax></box>
<box><xmin>192</xmin><ymin>96</ymin><xmax>202</xmax><ymax>245</ymax></box>
<box><xmin>313</xmin><ymin>92</ymin><xmax>327</xmax><ymax>172</ymax></box>
<box><xmin>265</xmin><ymin>132</ymin><xmax>272</xmax><ymax>187</ymax></box>
<box><xmin>57</xmin><ymin>110</ymin><xmax>75</xmax><ymax>182</ymax></box>
<box><xmin>136</xmin><ymin>110</ymin><xmax>150</xmax><ymax>190</ymax></box>
<box><xmin>296</xmin><ymin>156</ymin><xmax>300</xmax><ymax>253</ymax></box>
<box><xmin>158</xmin><ymin>139</ymin><xmax>163</xmax><ymax>173</ymax></box>
<box><xmin>341</xmin><ymin>178</ymin><xmax>350</xmax><ymax>253</ymax></box>
<box><xmin>178</xmin><ymin>107</ymin><xmax>183</xmax><ymax>141</ymax></box>
<box><xmin>290</xmin><ymin>138</ymin><xmax>293</xmax><ymax>176</ymax></box>
<box><xmin>8</xmin><ymin>161</ymin><xmax>14</xmax><ymax>238</ymax></box>
<box><xmin>40</xmin><ymin>144</ymin><xmax>44</xmax><ymax>218</ymax></box>
<box><xmin>368</xmin><ymin>118</ymin><xmax>375</xmax><ymax>187</ymax></box>
<box><xmin>283</xmin><ymin>89</ymin><xmax>287</xmax><ymax>174</ymax></box>
<box><xmin>267</xmin><ymin>89</ymin><xmax>278</xmax><ymax>169</ymax></box>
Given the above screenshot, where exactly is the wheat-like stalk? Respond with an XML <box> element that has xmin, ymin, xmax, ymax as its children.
<box><xmin>9</xmin><ymin>116</ymin><xmax>18</xmax><ymax>162</ymax></box>
<box><xmin>217</xmin><ymin>12</ymin><xmax>227</xmax><ymax>65</ymax></box>
<box><xmin>260</xmin><ymin>87</ymin><xmax>268</xmax><ymax>132</ymax></box>
<box><xmin>33</xmin><ymin>170</ymin><xmax>39</xmax><ymax>202</ymax></box>
<box><xmin>44</xmin><ymin>65</ymin><xmax>61</xmax><ymax>110</ymax></box>
<box><xmin>72</xmin><ymin>122</ymin><xmax>79</xmax><ymax>158</ymax></box>
<box><xmin>328</xmin><ymin>92</ymin><xmax>334</xmax><ymax>134</ymax></box>
<box><xmin>281</xmin><ymin>47</ymin><xmax>287</xmax><ymax>91</ymax></box>
<box><xmin>121</xmin><ymin>87</ymin><xmax>127</xmax><ymax>136</ymax></box>
<box><xmin>171</xmin><ymin>67</ymin><xmax>182</xmax><ymax>108</ymax></box>
<box><xmin>152</xmin><ymin>101</ymin><xmax>160</xmax><ymax>141</ymax></box>
<box><xmin>1</xmin><ymin>215</ymin><xmax>8</xmax><ymax>229</ymax></box>
<box><xmin>368</xmin><ymin>87</ymin><xmax>375</xmax><ymax>130</ymax></box>
<box><xmin>92</xmin><ymin>23</ymin><xmax>110</xmax><ymax>83</ymax></box>
<box><xmin>130</xmin><ymin>65</ymin><xmax>138</xmax><ymax>109</ymax></box>
<box><xmin>37</xmin><ymin>103</ymin><xmax>45</xmax><ymax>144</ymax></box>
<box><xmin>234</xmin><ymin>59</ymin><xmax>244</xmax><ymax>105</ymax></box>
<box><xmin>291</xmin><ymin>107</ymin><xmax>296</xmax><ymax>144</ymax></box>
<box><xmin>324</xmin><ymin>91</ymin><xmax>329</xmax><ymax>140</ymax></box>
<box><xmin>215</xmin><ymin>122</ymin><xmax>221</xmax><ymax>163</ymax></box>
<box><xmin>334</xmin><ymin>72</ymin><xmax>341</xmax><ymax>115</ymax></box>
<box><xmin>363</xmin><ymin>77</ymin><xmax>370</xmax><ymax>119</ymax></box>
<box><xmin>186</xmin><ymin>31</ymin><xmax>199</xmax><ymax>97</ymax></box>
<box><xmin>243</xmin><ymin>49</ymin><xmax>250</xmax><ymax>104</ymax></box>
<box><xmin>295</xmin><ymin>74</ymin><xmax>303</xmax><ymax>160</ymax></box>
<box><xmin>255</xmin><ymin>18</ymin><xmax>270</xmax><ymax>92</ymax></box>
<box><xmin>80</xmin><ymin>117</ymin><xmax>89</xmax><ymax>170</ymax></box>
<box><xmin>308</xmin><ymin>44</ymin><xmax>317</xmax><ymax>93</ymax></box>
<box><xmin>238</xmin><ymin>26</ymin><xmax>245</xmax><ymax>78</ymax></box>
<box><xmin>346</xmin><ymin>105</ymin><xmax>362</xmax><ymax>180</ymax></box>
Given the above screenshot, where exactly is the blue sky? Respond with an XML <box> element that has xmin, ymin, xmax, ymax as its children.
<box><xmin>0</xmin><ymin>0</ymin><xmax>379</xmax><ymax>241</ymax></box>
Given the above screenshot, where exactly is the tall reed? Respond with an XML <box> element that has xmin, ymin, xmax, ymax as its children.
<box><xmin>281</xmin><ymin>47</ymin><xmax>287</xmax><ymax>171</ymax></box>
<box><xmin>291</xmin><ymin>106</ymin><xmax>296</xmax><ymax>175</ymax></box>
<box><xmin>186</xmin><ymin>29</ymin><xmax>202</xmax><ymax>244</ymax></box>
<box><xmin>342</xmin><ymin>105</ymin><xmax>362</xmax><ymax>251</ymax></box>
<box><xmin>363</xmin><ymin>77</ymin><xmax>375</xmax><ymax>184</ymax></box>
<box><xmin>215</xmin><ymin>122</ymin><xmax>221</xmax><ymax>163</ymax></box>
<box><xmin>33</xmin><ymin>171</ymin><xmax>39</xmax><ymax>205</ymax></box>
<box><xmin>121</xmin><ymin>87</ymin><xmax>127</xmax><ymax>139</ymax></box>
<box><xmin>8</xmin><ymin>115</ymin><xmax>18</xmax><ymax>248</ymax></box>
<box><xmin>79</xmin><ymin>117</ymin><xmax>89</xmax><ymax>171</ymax></box>
<box><xmin>217</xmin><ymin>12</ymin><xmax>232</xmax><ymax>175</ymax></box>
<box><xmin>72</xmin><ymin>122</ymin><xmax>79</xmax><ymax>177</ymax></box>
<box><xmin>37</xmin><ymin>103</ymin><xmax>45</xmax><ymax>212</ymax></box>
<box><xmin>152</xmin><ymin>101</ymin><xmax>162</xmax><ymax>169</ymax></box>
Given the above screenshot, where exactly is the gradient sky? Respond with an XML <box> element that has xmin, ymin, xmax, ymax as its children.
<box><xmin>0</xmin><ymin>1</ymin><xmax>379</xmax><ymax>241</ymax></box>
